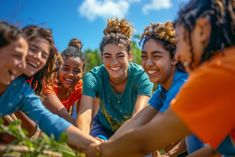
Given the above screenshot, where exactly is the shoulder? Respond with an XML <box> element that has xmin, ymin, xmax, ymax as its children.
<box><xmin>74</xmin><ymin>80</ymin><xmax>83</xmax><ymax>90</ymax></box>
<box><xmin>11</xmin><ymin>77</ymin><xmax>31</xmax><ymax>91</ymax></box>
<box><xmin>84</xmin><ymin>65</ymin><xmax>107</xmax><ymax>82</ymax></box>
<box><xmin>173</xmin><ymin>71</ymin><xmax>188</xmax><ymax>86</ymax></box>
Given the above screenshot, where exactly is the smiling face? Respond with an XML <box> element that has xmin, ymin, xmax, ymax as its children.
<box><xmin>102</xmin><ymin>44</ymin><xmax>132</xmax><ymax>83</ymax></box>
<box><xmin>58</xmin><ymin>57</ymin><xmax>84</xmax><ymax>89</ymax></box>
<box><xmin>0</xmin><ymin>36</ymin><xmax>28</xmax><ymax>86</ymax></box>
<box><xmin>141</xmin><ymin>39</ymin><xmax>176</xmax><ymax>89</ymax></box>
<box><xmin>24</xmin><ymin>36</ymin><xmax>50</xmax><ymax>77</ymax></box>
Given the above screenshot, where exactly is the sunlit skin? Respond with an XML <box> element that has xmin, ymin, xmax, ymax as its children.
<box><xmin>175</xmin><ymin>21</ymin><xmax>211</xmax><ymax>72</ymax></box>
<box><xmin>58</xmin><ymin>57</ymin><xmax>84</xmax><ymax>90</ymax></box>
<box><xmin>141</xmin><ymin>39</ymin><xmax>176</xmax><ymax>90</ymax></box>
<box><xmin>24</xmin><ymin>37</ymin><xmax>50</xmax><ymax>77</ymax></box>
<box><xmin>85</xmin><ymin>18</ymin><xmax>214</xmax><ymax>157</ymax></box>
<box><xmin>0</xmin><ymin>37</ymin><xmax>28</xmax><ymax>87</ymax></box>
<box><xmin>102</xmin><ymin>44</ymin><xmax>132</xmax><ymax>85</ymax></box>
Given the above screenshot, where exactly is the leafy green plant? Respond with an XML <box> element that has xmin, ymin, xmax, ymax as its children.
<box><xmin>0</xmin><ymin>118</ymin><xmax>83</xmax><ymax>157</ymax></box>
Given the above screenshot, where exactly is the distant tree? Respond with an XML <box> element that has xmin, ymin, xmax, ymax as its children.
<box><xmin>84</xmin><ymin>49</ymin><xmax>102</xmax><ymax>72</ymax></box>
<box><xmin>131</xmin><ymin>34</ymin><xmax>142</xmax><ymax>65</ymax></box>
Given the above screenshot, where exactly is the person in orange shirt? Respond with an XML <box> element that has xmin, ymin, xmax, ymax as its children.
<box><xmin>85</xmin><ymin>0</ymin><xmax>235</xmax><ymax>156</ymax></box>
<box><xmin>43</xmin><ymin>38</ymin><xmax>84</xmax><ymax>125</ymax></box>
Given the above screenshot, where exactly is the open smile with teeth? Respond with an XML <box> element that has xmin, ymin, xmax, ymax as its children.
<box><xmin>147</xmin><ymin>70</ymin><xmax>158</xmax><ymax>75</ymax></box>
<box><xmin>28</xmin><ymin>61</ymin><xmax>39</xmax><ymax>69</ymax></box>
<box><xmin>111</xmin><ymin>67</ymin><xmax>121</xmax><ymax>71</ymax></box>
<box><xmin>64</xmin><ymin>78</ymin><xmax>75</xmax><ymax>84</ymax></box>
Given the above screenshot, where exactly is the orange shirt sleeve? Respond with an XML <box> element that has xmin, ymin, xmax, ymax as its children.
<box><xmin>43</xmin><ymin>85</ymin><xmax>57</xmax><ymax>95</ymax></box>
<box><xmin>65</xmin><ymin>80</ymin><xmax>83</xmax><ymax>110</ymax></box>
<box><xmin>171</xmin><ymin>51</ymin><xmax>235</xmax><ymax>149</ymax></box>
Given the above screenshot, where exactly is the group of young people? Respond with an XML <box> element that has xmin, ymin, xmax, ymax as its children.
<box><xmin>0</xmin><ymin>0</ymin><xmax>234</xmax><ymax>156</ymax></box>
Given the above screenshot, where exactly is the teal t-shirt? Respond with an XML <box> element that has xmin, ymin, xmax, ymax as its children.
<box><xmin>83</xmin><ymin>63</ymin><xmax>153</xmax><ymax>132</ymax></box>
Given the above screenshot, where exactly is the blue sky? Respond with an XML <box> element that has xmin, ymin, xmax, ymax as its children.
<box><xmin>1</xmin><ymin>0</ymin><xmax>188</xmax><ymax>52</ymax></box>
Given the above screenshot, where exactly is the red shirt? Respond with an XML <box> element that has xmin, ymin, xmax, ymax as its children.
<box><xmin>43</xmin><ymin>80</ymin><xmax>82</xmax><ymax>111</ymax></box>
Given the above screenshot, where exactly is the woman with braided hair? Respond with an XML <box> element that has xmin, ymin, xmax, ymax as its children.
<box><xmin>43</xmin><ymin>38</ymin><xmax>85</xmax><ymax>125</ymax></box>
<box><xmin>76</xmin><ymin>18</ymin><xmax>153</xmax><ymax>140</ymax></box>
<box><xmin>109</xmin><ymin>21</ymin><xmax>188</xmax><ymax>157</ymax></box>
<box><xmin>86</xmin><ymin>0</ymin><xmax>235</xmax><ymax>156</ymax></box>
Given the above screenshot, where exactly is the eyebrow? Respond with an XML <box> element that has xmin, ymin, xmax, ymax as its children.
<box><xmin>116</xmin><ymin>52</ymin><xmax>126</xmax><ymax>55</ymax></box>
<box><xmin>142</xmin><ymin>50</ymin><xmax>163</xmax><ymax>55</ymax></box>
<box><xmin>30</xmin><ymin>43</ymin><xmax>48</xmax><ymax>55</ymax></box>
<box><xmin>103</xmin><ymin>52</ymin><xmax>111</xmax><ymax>56</ymax></box>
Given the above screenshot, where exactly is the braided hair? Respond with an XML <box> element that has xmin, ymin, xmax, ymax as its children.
<box><xmin>23</xmin><ymin>25</ymin><xmax>58</xmax><ymax>95</ymax></box>
<box><xmin>175</xmin><ymin>0</ymin><xmax>235</xmax><ymax>62</ymax></box>
<box><xmin>100</xmin><ymin>18</ymin><xmax>134</xmax><ymax>55</ymax></box>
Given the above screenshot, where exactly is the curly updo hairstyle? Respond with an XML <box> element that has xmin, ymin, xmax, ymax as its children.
<box><xmin>100</xmin><ymin>18</ymin><xmax>134</xmax><ymax>55</ymax></box>
<box><xmin>140</xmin><ymin>21</ymin><xmax>184</xmax><ymax>71</ymax></box>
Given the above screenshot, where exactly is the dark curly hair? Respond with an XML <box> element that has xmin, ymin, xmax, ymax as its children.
<box><xmin>100</xmin><ymin>18</ymin><xmax>134</xmax><ymax>55</ymax></box>
<box><xmin>175</xmin><ymin>0</ymin><xmax>235</xmax><ymax>62</ymax></box>
<box><xmin>23</xmin><ymin>25</ymin><xmax>58</xmax><ymax>96</ymax></box>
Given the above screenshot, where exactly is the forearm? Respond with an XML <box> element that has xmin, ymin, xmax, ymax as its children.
<box><xmin>58</xmin><ymin>108</ymin><xmax>75</xmax><ymax>125</ymax></box>
<box><xmin>76</xmin><ymin>111</ymin><xmax>92</xmax><ymax>134</ymax></box>
<box><xmin>132</xmin><ymin>95</ymin><xmax>150</xmax><ymax>116</ymax></box>
<box><xmin>110</xmin><ymin>106</ymin><xmax>157</xmax><ymax>140</ymax></box>
<box><xmin>187</xmin><ymin>146</ymin><xmax>221</xmax><ymax>157</ymax></box>
<box><xmin>66</xmin><ymin>125</ymin><xmax>99</xmax><ymax>151</ymax></box>
<box><xmin>101</xmin><ymin>109</ymin><xmax>190</xmax><ymax>157</ymax></box>
<box><xmin>165</xmin><ymin>139</ymin><xmax>187</xmax><ymax>156</ymax></box>
<box><xmin>101</xmin><ymin>129</ymin><xmax>146</xmax><ymax>157</ymax></box>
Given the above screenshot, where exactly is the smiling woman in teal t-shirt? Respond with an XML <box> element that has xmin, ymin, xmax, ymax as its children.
<box><xmin>76</xmin><ymin>18</ymin><xmax>153</xmax><ymax>140</ymax></box>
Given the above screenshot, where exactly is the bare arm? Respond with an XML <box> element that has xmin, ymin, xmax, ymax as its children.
<box><xmin>187</xmin><ymin>146</ymin><xmax>221</xmax><ymax>157</ymax></box>
<box><xmin>76</xmin><ymin>95</ymin><xmax>95</xmax><ymax>134</ymax></box>
<box><xmin>43</xmin><ymin>94</ymin><xmax>75</xmax><ymax>125</ymax></box>
<box><xmin>132</xmin><ymin>95</ymin><xmax>150</xmax><ymax>116</ymax></box>
<box><xmin>110</xmin><ymin>105</ymin><xmax>158</xmax><ymax>140</ymax></box>
<box><xmin>98</xmin><ymin>109</ymin><xmax>191</xmax><ymax>157</ymax></box>
<box><xmin>66</xmin><ymin>125</ymin><xmax>100</xmax><ymax>151</ymax></box>
<box><xmin>164</xmin><ymin>139</ymin><xmax>187</xmax><ymax>157</ymax></box>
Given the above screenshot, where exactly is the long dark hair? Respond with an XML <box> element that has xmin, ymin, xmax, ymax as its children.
<box><xmin>23</xmin><ymin>25</ymin><xmax>58</xmax><ymax>95</ymax></box>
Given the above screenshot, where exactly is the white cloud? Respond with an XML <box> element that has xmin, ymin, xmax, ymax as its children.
<box><xmin>79</xmin><ymin>0</ymin><xmax>138</xmax><ymax>22</ymax></box>
<box><xmin>142</xmin><ymin>0</ymin><xmax>172</xmax><ymax>15</ymax></box>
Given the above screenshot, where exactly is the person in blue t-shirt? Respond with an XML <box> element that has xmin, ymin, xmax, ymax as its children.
<box><xmin>76</xmin><ymin>18</ymin><xmax>153</xmax><ymax>140</ymax></box>
<box><xmin>110</xmin><ymin>22</ymin><xmax>188</xmax><ymax>156</ymax></box>
<box><xmin>0</xmin><ymin>22</ymin><xmax>98</xmax><ymax>150</ymax></box>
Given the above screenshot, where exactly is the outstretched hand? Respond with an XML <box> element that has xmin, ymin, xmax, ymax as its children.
<box><xmin>85</xmin><ymin>142</ymin><xmax>101</xmax><ymax>157</ymax></box>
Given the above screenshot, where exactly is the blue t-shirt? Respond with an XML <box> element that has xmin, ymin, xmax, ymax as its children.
<box><xmin>149</xmin><ymin>70</ymin><xmax>188</xmax><ymax>112</ymax></box>
<box><xmin>0</xmin><ymin>77</ymin><xmax>71</xmax><ymax>140</ymax></box>
<box><xmin>83</xmin><ymin>63</ymin><xmax>153</xmax><ymax>132</ymax></box>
